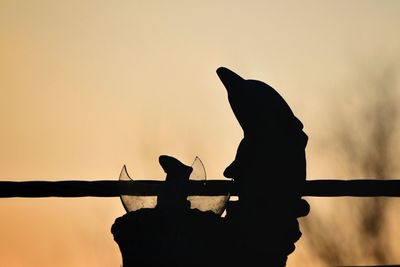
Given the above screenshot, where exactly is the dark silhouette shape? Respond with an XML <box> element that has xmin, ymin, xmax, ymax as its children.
<box><xmin>112</xmin><ymin>156</ymin><xmax>225</xmax><ymax>266</ymax></box>
<box><xmin>156</xmin><ymin>155</ymin><xmax>192</xmax><ymax>211</ymax></box>
<box><xmin>216</xmin><ymin>67</ymin><xmax>309</xmax><ymax>265</ymax></box>
<box><xmin>1</xmin><ymin>179</ymin><xmax>400</xmax><ymax>197</ymax></box>
<box><xmin>111</xmin><ymin>67</ymin><xmax>310</xmax><ymax>266</ymax></box>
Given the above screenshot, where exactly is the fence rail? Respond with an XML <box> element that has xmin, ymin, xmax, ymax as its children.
<box><xmin>1</xmin><ymin>179</ymin><xmax>400</xmax><ymax>198</ymax></box>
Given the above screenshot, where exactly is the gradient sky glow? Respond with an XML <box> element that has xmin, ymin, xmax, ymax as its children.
<box><xmin>1</xmin><ymin>1</ymin><xmax>400</xmax><ymax>266</ymax></box>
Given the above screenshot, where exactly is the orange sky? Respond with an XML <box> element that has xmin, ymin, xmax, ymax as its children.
<box><xmin>1</xmin><ymin>1</ymin><xmax>400</xmax><ymax>266</ymax></box>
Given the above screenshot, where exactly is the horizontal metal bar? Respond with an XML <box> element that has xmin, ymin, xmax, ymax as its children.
<box><xmin>304</xmin><ymin>179</ymin><xmax>400</xmax><ymax>197</ymax></box>
<box><xmin>0</xmin><ymin>180</ymin><xmax>231</xmax><ymax>198</ymax></box>
<box><xmin>338</xmin><ymin>265</ymin><xmax>400</xmax><ymax>267</ymax></box>
<box><xmin>0</xmin><ymin>179</ymin><xmax>400</xmax><ymax>198</ymax></box>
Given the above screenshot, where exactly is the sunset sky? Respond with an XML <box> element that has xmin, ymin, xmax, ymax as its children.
<box><xmin>1</xmin><ymin>1</ymin><xmax>400</xmax><ymax>266</ymax></box>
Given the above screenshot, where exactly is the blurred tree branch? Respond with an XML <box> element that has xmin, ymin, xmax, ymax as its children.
<box><xmin>303</xmin><ymin>64</ymin><xmax>399</xmax><ymax>266</ymax></box>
